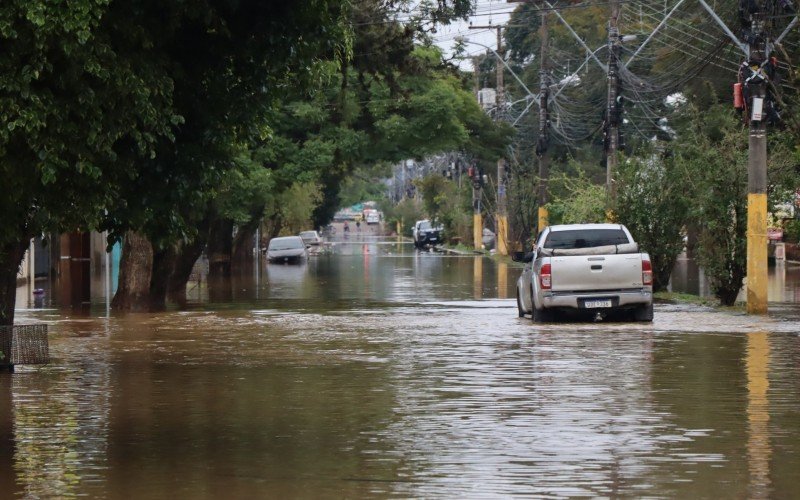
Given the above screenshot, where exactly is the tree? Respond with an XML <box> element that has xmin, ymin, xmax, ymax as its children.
<box><xmin>615</xmin><ymin>149</ymin><xmax>690</xmax><ymax>292</ymax></box>
<box><xmin>672</xmin><ymin>104</ymin><xmax>748</xmax><ymax>305</ymax></box>
<box><xmin>102</xmin><ymin>1</ymin><xmax>352</xmax><ymax>311</ymax></box>
<box><xmin>0</xmin><ymin>0</ymin><xmax>180</xmax><ymax>324</ymax></box>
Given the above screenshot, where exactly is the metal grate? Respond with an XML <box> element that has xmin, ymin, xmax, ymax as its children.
<box><xmin>0</xmin><ymin>325</ymin><xmax>49</xmax><ymax>365</ymax></box>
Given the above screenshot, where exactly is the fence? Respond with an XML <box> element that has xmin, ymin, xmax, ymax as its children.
<box><xmin>0</xmin><ymin>324</ymin><xmax>50</xmax><ymax>367</ymax></box>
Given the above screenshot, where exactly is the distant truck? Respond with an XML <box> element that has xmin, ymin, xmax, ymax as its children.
<box><xmin>515</xmin><ymin>223</ymin><xmax>653</xmax><ymax>322</ymax></box>
<box><xmin>364</xmin><ymin>209</ymin><xmax>380</xmax><ymax>225</ymax></box>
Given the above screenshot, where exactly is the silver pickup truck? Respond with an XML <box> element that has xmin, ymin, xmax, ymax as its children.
<box><xmin>515</xmin><ymin>223</ymin><xmax>653</xmax><ymax>322</ymax></box>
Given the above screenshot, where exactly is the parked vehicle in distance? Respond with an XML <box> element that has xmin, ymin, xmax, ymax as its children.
<box><xmin>515</xmin><ymin>223</ymin><xmax>653</xmax><ymax>322</ymax></box>
<box><xmin>413</xmin><ymin>220</ymin><xmax>443</xmax><ymax>248</ymax></box>
<box><xmin>266</xmin><ymin>236</ymin><xmax>308</xmax><ymax>264</ymax></box>
<box><xmin>482</xmin><ymin>228</ymin><xmax>495</xmax><ymax>250</ymax></box>
<box><xmin>364</xmin><ymin>209</ymin><xmax>380</xmax><ymax>225</ymax></box>
<box><xmin>299</xmin><ymin>230</ymin><xmax>323</xmax><ymax>246</ymax></box>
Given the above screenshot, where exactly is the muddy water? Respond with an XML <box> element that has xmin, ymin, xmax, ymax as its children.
<box><xmin>6</xmin><ymin>232</ymin><xmax>800</xmax><ymax>498</ymax></box>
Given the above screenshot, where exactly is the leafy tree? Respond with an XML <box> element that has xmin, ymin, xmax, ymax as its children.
<box><xmin>672</xmin><ymin>104</ymin><xmax>748</xmax><ymax>306</ymax></box>
<box><xmin>416</xmin><ymin>175</ymin><xmax>448</xmax><ymax>223</ymax></box>
<box><xmin>615</xmin><ymin>149</ymin><xmax>690</xmax><ymax>292</ymax></box>
<box><xmin>546</xmin><ymin>169</ymin><xmax>606</xmax><ymax>226</ymax></box>
<box><xmin>103</xmin><ymin>1</ymin><xmax>352</xmax><ymax>311</ymax></box>
<box><xmin>0</xmin><ymin>0</ymin><xmax>179</xmax><ymax>324</ymax></box>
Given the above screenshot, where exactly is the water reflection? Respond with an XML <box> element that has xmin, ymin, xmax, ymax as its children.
<box><xmin>6</xmin><ymin>235</ymin><xmax>800</xmax><ymax>496</ymax></box>
<box><xmin>746</xmin><ymin>332</ymin><xmax>771</xmax><ymax>499</ymax></box>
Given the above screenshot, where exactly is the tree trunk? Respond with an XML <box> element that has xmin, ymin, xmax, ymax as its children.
<box><xmin>207</xmin><ymin>217</ymin><xmax>233</xmax><ymax>302</ymax></box>
<box><xmin>0</xmin><ymin>240</ymin><xmax>28</xmax><ymax>327</ymax></box>
<box><xmin>167</xmin><ymin>234</ymin><xmax>208</xmax><ymax>307</ymax></box>
<box><xmin>111</xmin><ymin>231</ymin><xmax>153</xmax><ymax>312</ymax></box>
<box><xmin>148</xmin><ymin>246</ymin><xmax>177</xmax><ymax>312</ymax></box>
<box><xmin>232</xmin><ymin>214</ymin><xmax>261</xmax><ymax>269</ymax></box>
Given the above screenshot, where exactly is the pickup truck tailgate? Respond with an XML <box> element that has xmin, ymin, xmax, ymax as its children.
<box><xmin>550</xmin><ymin>254</ymin><xmax>645</xmax><ymax>291</ymax></box>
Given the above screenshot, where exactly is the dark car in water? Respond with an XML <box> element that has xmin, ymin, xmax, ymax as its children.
<box><xmin>413</xmin><ymin>219</ymin><xmax>443</xmax><ymax>249</ymax></box>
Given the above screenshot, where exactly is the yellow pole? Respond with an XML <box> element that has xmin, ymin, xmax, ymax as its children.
<box><xmin>473</xmin><ymin>213</ymin><xmax>482</xmax><ymax>250</ymax></box>
<box><xmin>747</xmin><ymin>194</ymin><xmax>768</xmax><ymax>314</ymax></box>
<box><xmin>497</xmin><ymin>215</ymin><xmax>508</xmax><ymax>255</ymax></box>
<box><xmin>537</xmin><ymin>206</ymin><xmax>548</xmax><ymax>234</ymax></box>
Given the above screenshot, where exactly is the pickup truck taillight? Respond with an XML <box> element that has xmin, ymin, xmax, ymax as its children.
<box><xmin>642</xmin><ymin>259</ymin><xmax>653</xmax><ymax>286</ymax></box>
<box><xmin>540</xmin><ymin>263</ymin><xmax>552</xmax><ymax>289</ymax></box>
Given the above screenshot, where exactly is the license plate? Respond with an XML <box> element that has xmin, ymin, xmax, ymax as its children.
<box><xmin>584</xmin><ymin>299</ymin><xmax>612</xmax><ymax>308</ymax></box>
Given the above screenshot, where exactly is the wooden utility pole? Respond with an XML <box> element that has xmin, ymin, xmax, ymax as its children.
<box><xmin>605</xmin><ymin>0</ymin><xmax>621</xmax><ymax>217</ymax></box>
<box><xmin>537</xmin><ymin>7</ymin><xmax>550</xmax><ymax>234</ymax></box>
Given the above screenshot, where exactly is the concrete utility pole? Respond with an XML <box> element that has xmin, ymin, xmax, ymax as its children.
<box><xmin>469</xmin><ymin>25</ymin><xmax>505</xmax><ymax>112</ymax></box>
<box><xmin>497</xmin><ymin>158</ymin><xmax>508</xmax><ymax>254</ymax></box>
<box><xmin>698</xmin><ymin>0</ymin><xmax>797</xmax><ymax>314</ymax></box>
<box><xmin>537</xmin><ymin>7</ymin><xmax>550</xmax><ymax>234</ymax></box>
<box><xmin>469</xmin><ymin>25</ymin><xmax>508</xmax><ymax>253</ymax></box>
<box><xmin>745</xmin><ymin>7</ymin><xmax>769</xmax><ymax>314</ymax></box>
<box><xmin>605</xmin><ymin>0</ymin><xmax>621</xmax><ymax>217</ymax></box>
<box><xmin>472</xmin><ymin>166</ymin><xmax>483</xmax><ymax>250</ymax></box>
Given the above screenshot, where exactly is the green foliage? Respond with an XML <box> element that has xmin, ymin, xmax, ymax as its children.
<box><xmin>216</xmin><ymin>150</ymin><xmax>275</xmax><ymax>225</ymax></box>
<box><xmin>547</xmin><ymin>170</ymin><xmax>606</xmax><ymax>225</ymax></box>
<box><xmin>784</xmin><ymin>219</ymin><xmax>800</xmax><ymax>244</ymax></box>
<box><xmin>276</xmin><ymin>183</ymin><xmax>324</xmax><ymax>234</ymax></box>
<box><xmin>383</xmin><ymin>198</ymin><xmax>424</xmax><ymax>237</ymax></box>
<box><xmin>672</xmin><ymin>104</ymin><xmax>748</xmax><ymax>306</ymax></box>
<box><xmin>416</xmin><ymin>175</ymin><xmax>449</xmax><ymax>222</ymax></box>
<box><xmin>435</xmin><ymin>180</ymin><xmax>473</xmax><ymax>243</ymax></box>
<box><xmin>615</xmin><ymin>150</ymin><xmax>690</xmax><ymax>292</ymax></box>
<box><xmin>338</xmin><ymin>164</ymin><xmax>392</xmax><ymax>208</ymax></box>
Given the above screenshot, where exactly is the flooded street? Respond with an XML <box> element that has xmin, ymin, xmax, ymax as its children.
<box><xmin>6</xmin><ymin>231</ymin><xmax>800</xmax><ymax>498</ymax></box>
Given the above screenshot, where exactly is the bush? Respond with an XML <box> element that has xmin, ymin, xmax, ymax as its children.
<box><xmin>784</xmin><ymin>218</ymin><xmax>800</xmax><ymax>244</ymax></box>
<box><xmin>383</xmin><ymin>198</ymin><xmax>424</xmax><ymax>236</ymax></box>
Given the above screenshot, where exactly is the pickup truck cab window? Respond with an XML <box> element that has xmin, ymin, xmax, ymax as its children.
<box><xmin>543</xmin><ymin>229</ymin><xmax>629</xmax><ymax>249</ymax></box>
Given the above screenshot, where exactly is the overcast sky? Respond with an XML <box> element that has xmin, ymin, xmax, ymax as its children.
<box><xmin>431</xmin><ymin>0</ymin><xmax>515</xmax><ymax>70</ymax></box>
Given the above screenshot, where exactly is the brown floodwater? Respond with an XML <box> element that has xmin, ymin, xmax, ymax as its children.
<box><xmin>5</xmin><ymin>231</ymin><xmax>800</xmax><ymax>498</ymax></box>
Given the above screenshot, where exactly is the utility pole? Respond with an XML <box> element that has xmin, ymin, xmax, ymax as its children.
<box><xmin>471</xmin><ymin>165</ymin><xmax>483</xmax><ymax>250</ymax></box>
<box><xmin>698</xmin><ymin>0</ymin><xmax>796</xmax><ymax>314</ymax></box>
<box><xmin>537</xmin><ymin>6</ymin><xmax>550</xmax><ymax>234</ymax></box>
<box><xmin>469</xmin><ymin>25</ymin><xmax>505</xmax><ymax>113</ymax></box>
<box><xmin>745</xmin><ymin>5</ymin><xmax>769</xmax><ymax>314</ymax></box>
<box><xmin>605</xmin><ymin>0</ymin><xmax>621</xmax><ymax>218</ymax></box>
<box><xmin>470</xmin><ymin>24</ymin><xmax>508</xmax><ymax>253</ymax></box>
<box><xmin>497</xmin><ymin>158</ymin><xmax>508</xmax><ymax>254</ymax></box>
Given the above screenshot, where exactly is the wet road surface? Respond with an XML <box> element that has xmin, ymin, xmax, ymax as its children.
<box><xmin>5</xmin><ymin>230</ymin><xmax>800</xmax><ymax>498</ymax></box>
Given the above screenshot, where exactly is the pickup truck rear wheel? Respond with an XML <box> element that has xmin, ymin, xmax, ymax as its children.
<box><xmin>516</xmin><ymin>290</ymin><xmax>525</xmax><ymax>317</ymax></box>
<box><xmin>632</xmin><ymin>302</ymin><xmax>654</xmax><ymax>322</ymax></box>
<box><xmin>531</xmin><ymin>288</ymin><xmax>555</xmax><ymax>322</ymax></box>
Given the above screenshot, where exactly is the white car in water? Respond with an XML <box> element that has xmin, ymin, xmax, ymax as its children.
<box><xmin>266</xmin><ymin>236</ymin><xmax>308</xmax><ymax>264</ymax></box>
<box><xmin>299</xmin><ymin>230</ymin><xmax>323</xmax><ymax>246</ymax></box>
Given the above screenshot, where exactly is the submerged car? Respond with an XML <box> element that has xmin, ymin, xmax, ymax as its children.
<box><xmin>266</xmin><ymin>236</ymin><xmax>308</xmax><ymax>264</ymax></box>
<box><xmin>299</xmin><ymin>230</ymin><xmax>323</xmax><ymax>246</ymax></box>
